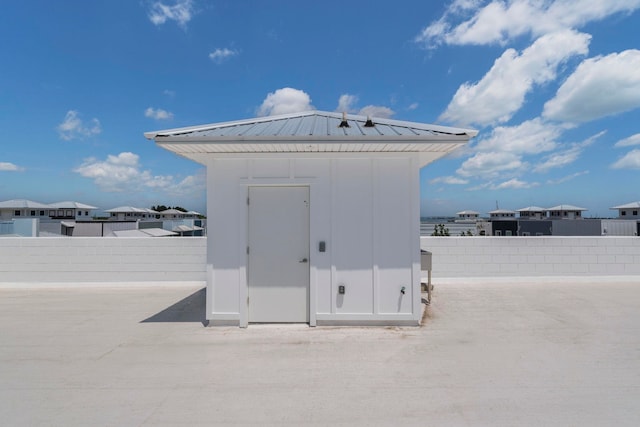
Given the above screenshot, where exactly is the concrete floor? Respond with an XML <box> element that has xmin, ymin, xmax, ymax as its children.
<box><xmin>1</xmin><ymin>279</ymin><xmax>639</xmax><ymax>426</ymax></box>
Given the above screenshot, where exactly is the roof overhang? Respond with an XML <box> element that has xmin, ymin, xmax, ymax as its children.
<box><xmin>146</xmin><ymin>111</ymin><xmax>477</xmax><ymax>168</ymax></box>
<box><xmin>153</xmin><ymin>134</ymin><xmax>473</xmax><ymax>168</ymax></box>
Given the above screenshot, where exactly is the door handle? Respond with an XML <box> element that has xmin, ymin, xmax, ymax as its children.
<box><xmin>299</xmin><ymin>258</ymin><xmax>308</xmax><ymax>263</ymax></box>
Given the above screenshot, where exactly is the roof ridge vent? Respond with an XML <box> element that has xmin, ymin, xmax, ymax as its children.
<box><xmin>364</xmin><ymin>116</ymin><xmax>375</xmax><ymax>127</ymax></box>
<box><xmin>338</xmin><ymin>111</ymin><xmax>350</xmax><ymax>128</ymax></box>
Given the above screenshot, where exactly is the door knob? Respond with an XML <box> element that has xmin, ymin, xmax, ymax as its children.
<box><xmin>299</xmin><ymin>258</ymin><xmax>308</xmax><ymax>263</ymax></box>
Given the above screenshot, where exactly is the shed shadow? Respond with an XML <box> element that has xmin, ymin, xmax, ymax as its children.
<box><xmin>141</xmin><ymin>287</ymin><xmax>207</xmax><ymax>325</ymax></box>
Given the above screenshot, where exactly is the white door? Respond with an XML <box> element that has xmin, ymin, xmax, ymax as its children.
<box><xmin>248</xmin><ymin>186</ymin><xmax>310</xmax><ymax>323</ymax></box>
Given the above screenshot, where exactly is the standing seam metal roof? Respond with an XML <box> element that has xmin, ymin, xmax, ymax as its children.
<box><xmin>145</xmin><ymin>110</ymin><xmax>478</xmax><ymax>139</ymax></box>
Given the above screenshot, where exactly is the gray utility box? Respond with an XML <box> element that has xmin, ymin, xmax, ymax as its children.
<box><xmin>420</xmin><ymin>250</ymin><xmax>432</xmax><ymax>271</ymax></box>
<box><xmin>420</xmin><ymin>250</ymin><xmax>433</xmax><ymax>298</ymax></box>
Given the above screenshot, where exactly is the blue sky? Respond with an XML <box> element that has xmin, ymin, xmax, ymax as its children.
<box><xmin>1</xmin><ymin>0</ymin><xmax>639</xmax><ymax>217</ymax></box>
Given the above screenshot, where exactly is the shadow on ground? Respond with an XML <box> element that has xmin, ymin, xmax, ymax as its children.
<box><xmin>141</xmin><ymin>287</ymin><xmax>207</xmax><ymax>325</ymax></box>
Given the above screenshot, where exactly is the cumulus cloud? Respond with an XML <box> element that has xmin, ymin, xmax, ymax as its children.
<box><xmin>457</xmin><ymin>151</ymin><xmax>525</xmax><ymax>179</ymax></box>
<box><xmin>209</xmin><ymin>48</ymin><xmax>239</xmax><ymax>63</ymax></box>
<box><xmin>611</xmin><ymin>149</ymin><xmax>640</xmax><ymax>169</ymax></box>
<box><xmin>145</xmin><ymin>107</ymin><xmax>174</xmax><ymax>120</ymax></box>
<box><xmin>74</xmin><ymin>152</ymin><xmax>205</xmax><ymax>195</ymax></box>
<box><xmin>148</xmin><ymin>0</ymin><xmax>194</xmax><ymax>28</ymax></box>
<box><xmin>57</xmin><ymin>110</ymin><xmax>101</xmax><ymax>140</ymax></box>
<box><xmin>416</xmin><ymin>0</ymin><xmax>640</xmax><ymax>48</ymax></box>
<box><xmin>614</xmin><ymin>133</ymin><xmax>640</xmax><ymax>148</ymax></box>
<box><xmin>543</xmin><ymin>50</ymin><xmax>640</xmax><ymax>123</ymax></box>
<box><xmin>0</xmin><ymin>162</ymin><xmax>24</xmax><ymax>172</ymax></box>
<box><xmin>257</xmin><ymin>88</ymin><xmax>314</xmax><ymax>116</ymax></box>
<box><xmin>358</xmin><ymin>105</ymin><xmax>395</xmax><ymax>119</ymax></box>
<box><xmin>335</xmin><ymin>94</ymin><xmax>396</xmax><ymax>118</ymax></box>
<box><xmin>475</xmin><ymin>118</ymin><xmax>564</xmax><ymax>155</ymax></box>
<box><xmin>440</xmin><ymin>30</ymin><xmax>590</xmax><ymax>126</ymax></box>
<box><xmin>336</xmin><ymin>94</ymin><xmax>358</xmax><ymax>113</ymax></box>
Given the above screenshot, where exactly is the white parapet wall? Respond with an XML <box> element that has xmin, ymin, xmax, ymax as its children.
<box><xmin>0</xmin><ymin>237</ymin><xmax>206</xmax><ymax>286</ymax></box>
<box><xmin>1</xmin><ymin>236</ymin><xmax>639</xmax><ymax>286</ymax></box>
<box><xmin>421</xmin><ymin>236</ymin><xmax>640</xmax><ymax>278</ymax></box>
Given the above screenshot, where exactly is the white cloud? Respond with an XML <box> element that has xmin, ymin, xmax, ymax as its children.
<box><xmin>0</xmin><ymin>162</ymin><xmax>24</xmax><ymax>172</ymax></box>
<box><xmin>475</xmin><ymin>118</ymin><xmax>564</xmax><ymax>155</ymax></box>
<box><xmin>533</xmin><ymin>130</ymin><xmax>603</xmax><ymax>173</ymax></box>
<box><xmin>335</xmin><ymin>94</ymin><xmax>395</xmax><ymax>118</ymax></box>
<box><xmin>546</xmin><ymin>170</ymin><xmax>589</xmax><ymax>185</ymax></box>
<box><xmin>614</xmin><ymin>133</ymin><xmax>640</xmax><ymax>148</ymax></box>
<box><xmin>457</xmin><ymin>151</ymin><xmax>525</xmax><ymax>178</ymax></box>
<box><xmin>257</xmin><ymin>88</ymin><xmax>314</xmax><ymax>116</ymax></box>
<box><xmin>74</xmin><ymin>152</ymin><xmax>205</xmax><ymax>195</ymax></box>
<box><xmin>407</xmin><ymin>102</ymin><xmax>419</xmax><ymax>111</ymax></box>
<box><xmin>492</xmin><ymin>178</ymin><xmax>538</xmax><ymax>189</ymax></box>
<box><xmin>429</xmin><ymin>176</ymin><xmax>469</xmax><ymax>185</ymax></box>
<box><xmin>611</xmin><ymin>149</ymin><xmax>640</xmax><ymax>169</ymax></box>
<box><xmin>416</xmin><ymin>0</ymin><xmax>640</xmax><ymax>47</ymax></box>
<box><xmin>145</xmin><ymin>107</ymin><xmax>174</xmax><ymax>120</ymax></box>
<box><xmin>543</xmin><ymin>50</ymin><xmax>640</xmax><ymax>123</ymax></box>
<box><xmin>57</xmin><ymin>110</ymin><xmax>101</xmax><ymax>140</ymax></box>
<box><xmin>209</xmin><ymin>48</ymin><xmax>239</xmax><ymax>64</ymax></box>
<box><xmin>358</xmin><ymin>105</ymin><xmax>395</xmax><ymax>119</ymax></box>
<box><xmin>440</xmin><ymin>30</ymin><xmax>590</xmax><ymax>126</ymax></box>
<box><xmin>163</xmin><ymin>89</ymin><xmax>176</xmax><ymax>97</ymax></box>
<box><xmin>336</xmin><ymin>94</ymin><xmax>358</xmax><ymax>113</ymax></box>
<box><xmin>148</xmin><ymin>0</ymin><xmax>194</xmax><ymax>28</ymax></box>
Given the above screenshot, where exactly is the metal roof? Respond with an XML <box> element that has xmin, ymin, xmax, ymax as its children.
<box><xmin>517</xmin><ymin>206</ymin><xmax>546</xmax><ymax>212</ymax></box>
<box><xmin>0</xmin><ymin>199</ymin><xmax>97</xmax><ymax>210</ymax></box>
<box><xmin>0</xmin><ymin>199</ymin><xmax>51</xmax><ymax>209</ymax></box>
<box><xmin>545</xmin><ymin>205</ymin><xmax>587</xmax><ymax>212</ymax></box>
<box><xmin>610</xmin><ymin>201</ymin><xmax>640</xmax><ymax>209</ymax></box>
<box><xmin>105</xmin><ymin>206</ymin><xmax>158</xmax><ymax>214</ymax></box>
<box><xmin>145</xmin><ymin>111</ymin><xmax>478</xmax><ymax>166</ymax></box>
<box><xmin>48</xmin><ymin>201</ymin><xmax>98</xmax><ymax>210</ymax></box>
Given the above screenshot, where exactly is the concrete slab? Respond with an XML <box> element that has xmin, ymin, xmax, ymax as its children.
<box><xmin>1</xmin><ymin>279</ymin><xmax>639</xmax><ymax>426</ymax></box>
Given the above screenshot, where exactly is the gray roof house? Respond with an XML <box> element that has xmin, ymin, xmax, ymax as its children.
<box><xmin>610</xmin><ymin>201</ymin><xmax>640</xmax><ymax>219</ymax></box>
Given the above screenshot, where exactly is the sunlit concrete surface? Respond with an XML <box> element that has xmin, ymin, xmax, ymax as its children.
<box><xmin>1</xmin><ymin>279</ymin><xmax>639</xmax><ymax>426</ymax></box>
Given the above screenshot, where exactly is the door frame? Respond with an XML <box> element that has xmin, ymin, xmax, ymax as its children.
<box><xmin>238</xmin><ymin>180</ymin><xmax>316</xmax><ymax>328</ymax></box>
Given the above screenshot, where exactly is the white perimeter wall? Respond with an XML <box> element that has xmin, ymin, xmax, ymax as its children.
<box><xmin>421</xmin><ymin>236</ymin><xmax>640</xmax><ymax>277</ymax></box>
<box><xmin>0</xmin><ymin>237</ymin><xmax>206</xmax><ymax>285</ymax></box>
<box><xmin>1</xmin><ymin>236</ymin><xmax>639</xmax><ymax>286</ymax></box>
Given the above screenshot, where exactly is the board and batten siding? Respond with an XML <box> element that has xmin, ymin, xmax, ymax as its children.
<box><xmin>204</xmin><ymin>153</ymin><xmax>421</xmax><ymax>326</ymax></box>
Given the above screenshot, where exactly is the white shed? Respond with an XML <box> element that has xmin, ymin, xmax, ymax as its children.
<box><xmin>145</xmin><ymin>111</ymin><xmax>477</xmax><ymax>327</ymax></box>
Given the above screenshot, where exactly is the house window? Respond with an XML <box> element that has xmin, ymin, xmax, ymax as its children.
<box><xmin>30</xmin><ymin>210</ymin><xmax>36</xmax><ymax>216</ymax></box>
<box><xmin>505</xmin><ymin>230</ymin><xmax>513</xmax><ymax>236</ymax></box>
<box><xmin>85</xmin><ymin>211</ymin><xmax>89</xmax><ymax>216</ymax></box>
<box><xmin>622</xmin><ymin>211</ymin><xmax>627</xmax><ymax>216</ymax></box>
<box><xmin>495</xmin><ymin>230</ymin><xmax>502</xmax><ymax>236</ymax></box>
<box><xmin>634</xmin><ymin>210</ymin><xmax>638</xmax><ymax>216</ymax></box>
<box><xmin>14</xmin><ymin>210</ymin><xmax>20</xmax><ymax>216</ymax></box>
<box><xmin>49</xmin><ymin>210</ymin><xmax>56</xmax><ymax>216</ymax></box>
<box><xmin>39</xmin><ymin>210</ymin><xmax>45</xmax><ymax>216</ymax></box>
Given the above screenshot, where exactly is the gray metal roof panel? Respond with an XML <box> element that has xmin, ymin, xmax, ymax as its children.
<box><xmin>145</xmin><ymin>110</ymin><xmax>477</xmax><ymax>140</ymax></box>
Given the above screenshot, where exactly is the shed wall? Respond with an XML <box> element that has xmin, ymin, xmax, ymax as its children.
<box><xmin>204</xmin><ymin>153</ymin><xmax>420</xmax><ymax>326</ymax></box>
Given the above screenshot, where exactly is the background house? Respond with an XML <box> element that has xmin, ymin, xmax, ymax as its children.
<box><xmin>611</xmin><ymin>202</ymin><xmax>640</xmax><ymax>219</ymax></box>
